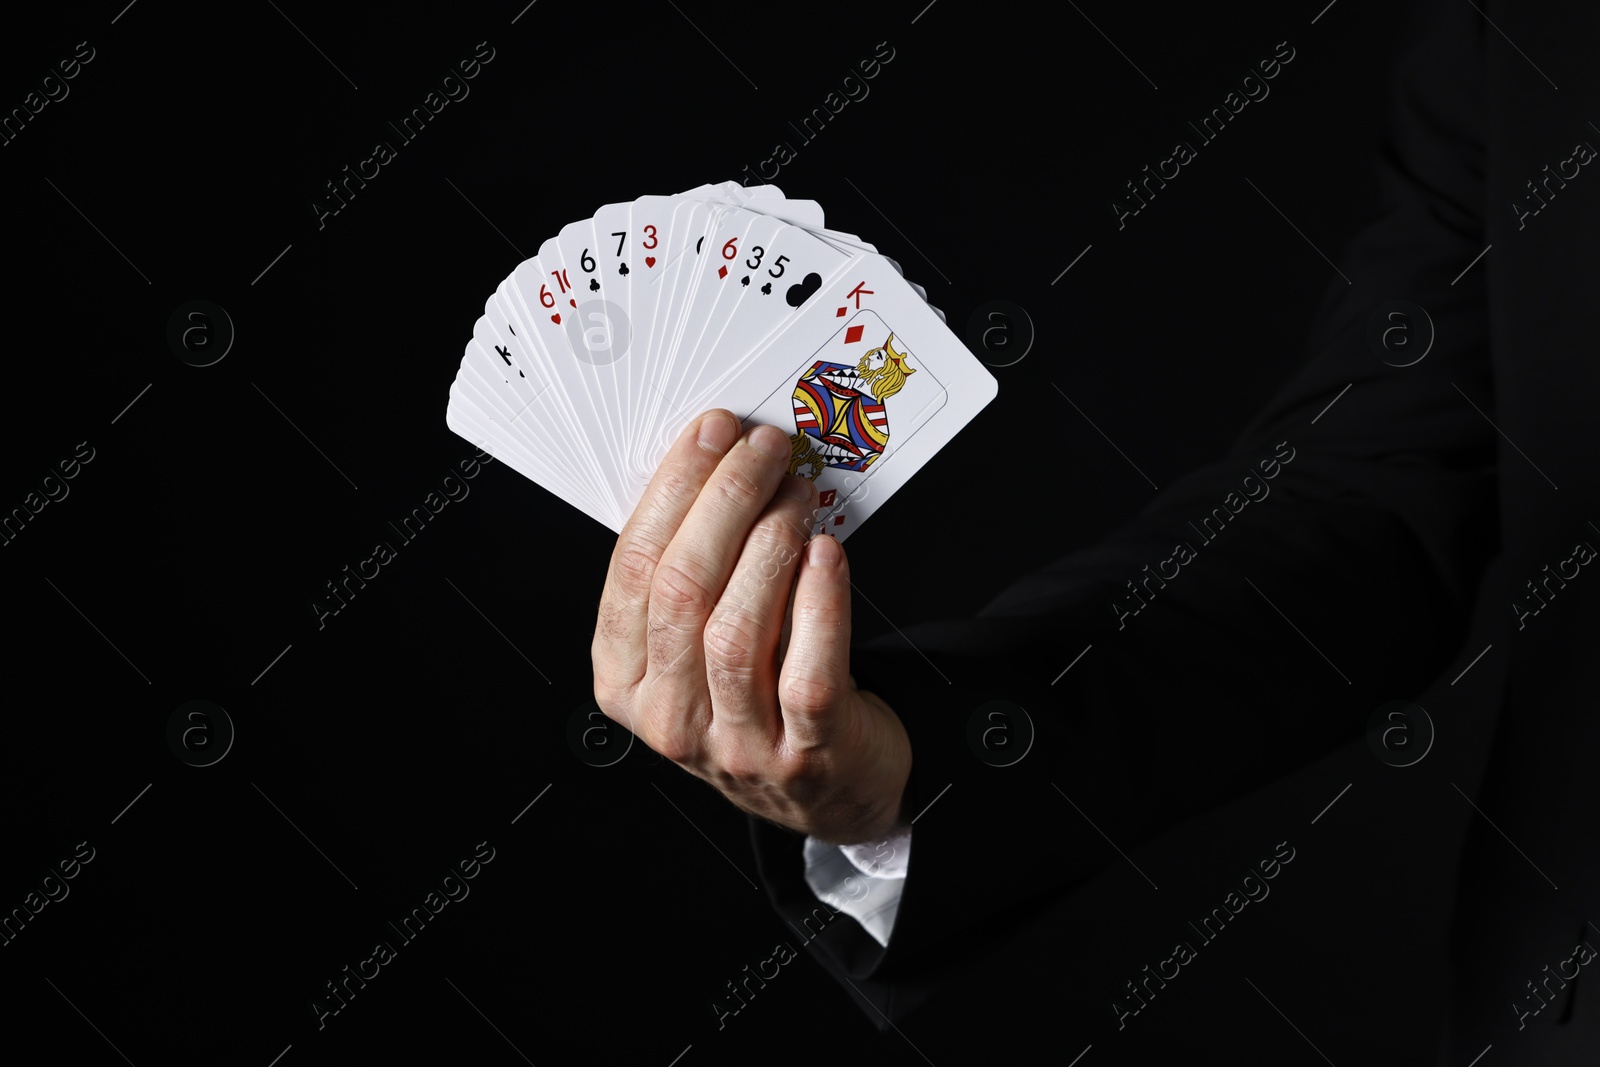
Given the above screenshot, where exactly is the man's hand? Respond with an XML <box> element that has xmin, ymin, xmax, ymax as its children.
<box><xmin>592</xmin><ymin>409</ymin><xmax>911</xmax><ymax>845</ymax></box>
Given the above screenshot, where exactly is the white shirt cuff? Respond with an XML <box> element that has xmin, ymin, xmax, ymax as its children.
<box><xmin>800</xmin><ymin>827</ymin><xmax>913</xmax><ymax>948</ymax></box>
<box><xmin>839</xmin><ymin>824</ymin><xmax>912</xmax><ymax>880</ymax></box>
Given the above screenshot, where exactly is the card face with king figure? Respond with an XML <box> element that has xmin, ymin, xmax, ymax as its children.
<box><xmin>706</xmin><ymin>257</ymin><xmax>994</xmax><ymax>540</ymax></box>
<box><xmin>444</xmin><ymin>184</ymin><xmax>997</xmax><ymax>541</ymax></box>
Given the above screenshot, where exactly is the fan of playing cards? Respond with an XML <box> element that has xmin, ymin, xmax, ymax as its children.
<box><xmin>444</xmin><ymin>181</ymin><xmax>997</xmax><ymax>540</ymax></box>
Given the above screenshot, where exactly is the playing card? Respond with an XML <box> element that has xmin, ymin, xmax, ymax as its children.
<box><xmin>504</xmin><ymin>244</ymin><xmax>628</xmax><ymax>517</ymax></box>
<box><xmin>687</xmin><ymin>255</ymin><xmax>995</xmax><ymax>540</ymax></box>
<box><xmin>630</xmin><ymin>214</ymin><xmax>855</xmax><ymax>484</ymax></box>
<box><xmin>448</xmin><ymin>350</ymin><xmax>613</xmax><ymax>525</ymax></box>
<box><xmin>477</xmin><ymin>286</ymin><xmax>612</xmax><ymax>523</ymax></box>
<box><xmin>444</xmin><ymin>184</ymin><xmax>994</xmax><ymax>541</ymax></box>
<box><xmin>589</xmin><ymin>199</ymin><xmax>637</xmax><ymax>449</ymax></box>
<box><xmin>628</xmin><ymin>197</ymin><xmax>718</xmax><ymax>465</ymax></box>
<box><xmin>458</xmin><ymin>316</ymin><xmax>613</xmax><ymax>522</ymax></box>
<box><xmin>664</xmin><ymin>222</ymin><xmax>854</xmax><ymax>447</ymax></box>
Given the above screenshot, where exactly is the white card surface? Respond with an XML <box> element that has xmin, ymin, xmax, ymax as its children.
<box><xmin>445</xmin><ymin>184</ymin><xmax>993</xmax><ymax>540</ymax></box>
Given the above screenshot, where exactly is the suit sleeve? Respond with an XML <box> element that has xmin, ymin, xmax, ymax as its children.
<box><xmin>750</xmin><ymin>0</ymin><xmax>1495</xmax><ymax>1031</ymax></box>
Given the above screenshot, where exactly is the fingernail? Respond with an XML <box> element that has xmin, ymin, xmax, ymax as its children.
<box><xmin>780</xmin><ymin>474</ymin><xmax>815</xmax><ymax>502</ymax></box>
<box><xmin>697</xmin><ymin>413</ymin><xmax>739</xmax><ymax>453</ymax></box>
<box><xmin>747</xmin><ymin>423</ymin><xmax>789</xmax><ymax>459</ymax></box>
<box><xmin>808</xmin><ymin>534</ymin><xmax>840</xmax><ymax>568</ymax></box>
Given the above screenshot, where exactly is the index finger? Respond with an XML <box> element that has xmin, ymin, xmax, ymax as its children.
<box><xmin>593</xmin><ymin>410</ymin><xmax>742</xmax><ymax>697</ymax></box>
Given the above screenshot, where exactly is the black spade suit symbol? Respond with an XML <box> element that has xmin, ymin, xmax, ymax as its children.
<box><xmin>785</xmin><ymin>272</ymin><xmax>823</xmax><ymax>307</ymax></box>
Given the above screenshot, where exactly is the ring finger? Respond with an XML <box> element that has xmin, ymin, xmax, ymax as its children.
<box><xmin>702</xmin><ymin>473</ymin><xmax>818</xmax><ymax>736</ymax></box>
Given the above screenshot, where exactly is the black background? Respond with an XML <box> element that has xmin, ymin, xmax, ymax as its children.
<box><xmin>0</xmin><ymin>1</ymin><xmax>1474</xmax><ymax>1063</ymax></box>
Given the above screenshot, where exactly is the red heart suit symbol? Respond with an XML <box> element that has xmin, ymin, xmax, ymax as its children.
<box><xmin>645</xmin><ymin>257</ymin><xmax>656</xmax><ymax>267</ymax></box>
<box><xmin>550</xmin><ymin>314</ymin><xmax>561</xmax><ymax>325</ymax></box>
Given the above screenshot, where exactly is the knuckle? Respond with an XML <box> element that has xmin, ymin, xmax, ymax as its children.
<box><xmin>752</xmin><ymin>511</ymin><xmax>807</xmax><ymax>559</ymax></box>
<box><xmin>654</xmin><ymin>735</ymin><xmax>693</xmax><ymax>764</ymax></box>
<box><xmin>793</xmin><ymin>593</ymin><xmax>845</xmax><ymax>631</ymax></box>
<box><xmin>655</xmin><ymin>464</ymin><xmax>701</xmax><ymax>505</ymax></box>
<box><xmin>780</xmin><ymin>672</ymin><xmax>839</xmax><ymax>716</ymax></box>
<box><xmin>703</xmin><ymin>730</ymin><xmax>783</xmax><ymax>787</ymax></box>
<box><xmin>770</xmin><ymin>749</ymin><xmax>827</xmax><ymax>792</ymax></box>
<box><xmin>714</xmin><ymin>463</ymin><xmax>767</xmax><ymax>511</ymax></box>
<box><xmin>590</xmin><ymin>652</ymin><xmax>638</xmax><ymax>709</ymax></box>
<box><xmin>702</xmin><ymin>612</ymin><xmax>763</xmax><ymax>671</ymax></box>
<box><xmin>767</xmin><ymin>502</ymin><xmax>815</xmax><ymax>542</ymax></box>
<box><xmin>644</xmin><ymin>711</ymin><xmax>698</xmax><ymax>764</ymax></box>
<box><xmin>737</xmin><ymin>521</ymin><xmax>805</xmax><ymax>590</ymax></box>
<box><xmin>712</xmin><ymin>749</ymin><xmax>761</xmax><ymax>784</ymax></box>
<box><xmin>595</xmin><ymin>596</ymin><xmax>633</xmax><ymax>643</ymax></box>
<box><xmin>650</xmin><ymin>560</ymin><xmax>717</xmax><ymax>617</ymax></box>
<box><xmin>610</xmin><ymin>544</ymin><xmax>659</xmax><ymax>592</ymax></box>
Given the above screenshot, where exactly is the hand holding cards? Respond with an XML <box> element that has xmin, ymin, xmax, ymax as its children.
<box><xmin>444</xmin><ymin>181</ymin><xmax>997</xmax><ymax>539</ymax></box>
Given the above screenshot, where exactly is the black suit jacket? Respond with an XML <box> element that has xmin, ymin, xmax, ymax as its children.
<box><xmin>747</xmin><ymin>1</ymin><xmax>1600</xmax><ymax>1061</ymax></box>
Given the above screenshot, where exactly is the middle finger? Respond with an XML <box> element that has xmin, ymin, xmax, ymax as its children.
<box><xmin>645</xmin><ymin>423</ymin><xmax>796</xmax><ymax>687</ymax></box>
